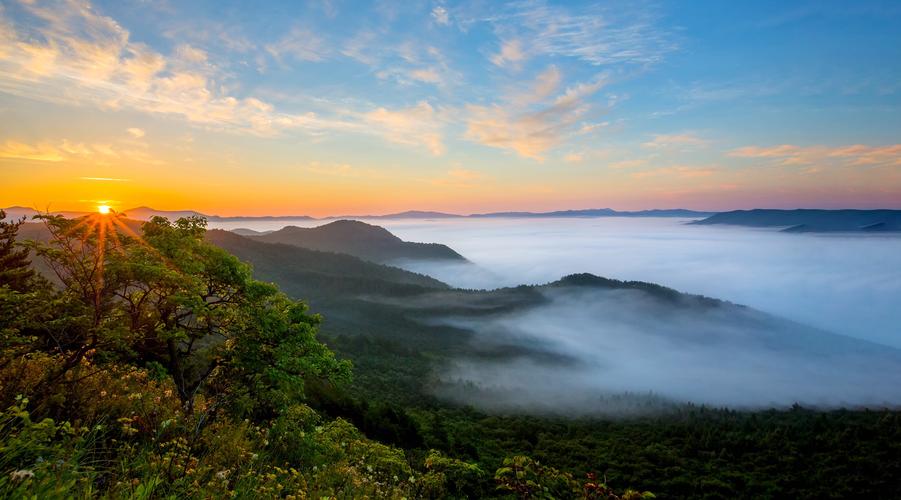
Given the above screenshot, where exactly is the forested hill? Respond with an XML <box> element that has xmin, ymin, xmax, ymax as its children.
<box><xmin>206</xmin><ymin>229</ymin><xmax>449</xmax><ymax>296</ymax></box>
<box><xmin>692</xmin><ymin>209</ymin><xmax>901</xmax><ymax>232</ymax></box>
<box><xmin>243</xmin><ymin>220</ymin><xmax>467</xmax><ymax>264</ymax></box>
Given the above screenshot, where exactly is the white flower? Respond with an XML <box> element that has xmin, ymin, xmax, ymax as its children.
<box><xmin>10</xmin><ymin>470</ymin><xmax>35</xmax><ymax>481</ymax></box>
<box><xmin>215</xmin><ymin>470</ymin><xmax>230</xmax><ymax>480</ymax></box>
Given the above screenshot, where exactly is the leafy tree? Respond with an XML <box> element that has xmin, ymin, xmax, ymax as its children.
<box><xmin>0</xmin><ymin>210</ymin><xmax>52</xmax><ymax>371</ymax></box>
<box><xmin>20</xmin><ymin>214</ymin><xmax>350</xmax><ymax>413</ymax></box>
<box><xmin>0</xmin><ymin>210</ymin><xmax>35</xmax><ymax>292</ymax></box>
<box><xmin>222</xmin><ymin>288</ymin><xmax>351</xmax><ymax>418</ymax></box>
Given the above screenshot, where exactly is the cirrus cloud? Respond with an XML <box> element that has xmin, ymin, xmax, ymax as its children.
<box><xmin>729</xmin><ymin>144</ymin><xmax>901</xmax><ymax>167</ymax></box>
<box><xmin>464</xmin><ymin>68</ymin><xmax>609</xmax><ymax>159</ymax></box>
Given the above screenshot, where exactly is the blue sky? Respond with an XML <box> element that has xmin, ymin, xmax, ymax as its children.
<box><xmin>1</xmin><ymin>0</ymin><xmax>900</xmax><ymax>214</ymax></box>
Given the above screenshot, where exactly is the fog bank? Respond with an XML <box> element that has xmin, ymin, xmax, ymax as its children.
<box><xmin>375</xmin><ymin>217</ymin><xmax>901</xmax><ymax>349</ymax></box>
<box><xmin>431</xmin><ymin>287</ymin><xmax>901</xmax><ymax>413</ymax></box>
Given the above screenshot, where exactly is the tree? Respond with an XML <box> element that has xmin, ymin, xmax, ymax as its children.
<box><xmin>0</xmin><ymin>210</ymin><xmax>35</xmax><ymax>292</ymax></box>
<box><xmin>23</xmin><ymin>214</ymin><xmax>350</xmax><ymax>414</ymax></box>
<box><xmin>222</xmin><ymin>289</ymin><xmax>352</xmax><ymax>418</ymax></box>
<box><xmin>0</xmin><ymin>210</ymin><xmax>52</xmax><ymax>370</ymax></box>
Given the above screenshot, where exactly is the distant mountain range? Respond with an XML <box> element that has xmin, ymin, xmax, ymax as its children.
<box><xmin>2</xmin><ymin>205</ymin><xmax>714</xmax><ymax>221</ymax></box>
<box><xmin>692</xmin><ymin>209</ymin><xmax>901</xmax><ymax>233</ymax></box>
<box><xmin>468</xmin><ymin>208</ymin><xmax>715</xmax><ymax>218</ymax></box>
<box><xmin>9</xmin><ymin>205</ymin><xmax>901</xmax><ymax>233</ymax></box>
<box><xmin>237</xmin><ymin>220</ymin><xmax>466</xmax><ymax>264</ymax></box>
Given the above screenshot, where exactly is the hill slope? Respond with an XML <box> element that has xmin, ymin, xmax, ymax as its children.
<box><xmin>246</xmin><ymin>219</ymin><xmax>467</xmax><ymax>263</ymax></box>
<box><xmin>693</xmin><ymin>209</ymin><xmax>901</xmax><ymax>232</ymax></box>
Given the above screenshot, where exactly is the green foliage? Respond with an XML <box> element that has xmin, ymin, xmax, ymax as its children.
<box><xmin>0</xmin><ymin>210</ymin><xmax>35</xmax><ymax>293</ymax></box>
<box><xmin>420</xmin><ymin>449</ymin><xmax>487</xmax><ymax>498</ymax></box>
<box><xmin>0</xmin><ymin>397</ymin><xmax>90</xmax><ymax>497</ymax></box>
<box><xmin>494</xmin><ymin>455</ymin><xmax>654</xmax><ymax>500</ymax></box>
<box><xmin>224</xmin><ymin>291</ymin><xmax>352</xmax><ymax>418</ymax></box>
<box><xmin>495</xmin><ymin>455</ymin><xmax>581</xmax><ymax>499</ymax></box>
<box><xmin>0</xmin><ymin>214</ymin><xmax>490</xmax><ymax>498</ymax></box>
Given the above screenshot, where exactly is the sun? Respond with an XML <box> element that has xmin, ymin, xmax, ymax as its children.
<box><xmin>97</xmin><ymin>204</ymin><xmax>111</xmax><ymax>215</ymax></box>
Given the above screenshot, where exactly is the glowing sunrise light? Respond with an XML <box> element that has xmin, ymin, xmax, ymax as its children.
<box><xmin>97</xmin><ymin>204</ymin><xmax>111</xmax><ymax>214</ymax></box>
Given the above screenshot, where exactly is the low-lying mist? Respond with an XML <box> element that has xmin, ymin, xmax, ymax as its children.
<box><xmin>430</xmin><ymin>287</ymin><xmax>901</xmax><ymax>414</ymax></box>
<box><xmin>374</xmin><ymin>217</ymin><xmax>901</xmax><ymax>349</ymax></box>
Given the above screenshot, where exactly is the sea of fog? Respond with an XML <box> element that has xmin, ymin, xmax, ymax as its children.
<box><xmin>210</xmin><ymin>216</ymin><xmax>901</xmax><ymax>350</ymax></box>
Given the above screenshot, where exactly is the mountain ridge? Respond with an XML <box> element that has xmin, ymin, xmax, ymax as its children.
<box><xmin>3</xmin><ymin>205</ymin><xmax>714</xmax><ymax>221</ymax></box>
<box><xmin>692</xmin><ymin>209</ymin><xmax>901</xmax><ymax>232</ymax></box>
<box><xmin>246</xmin><ymin>219</ymin><xmax>467</xmax><ymax>264</ymax></box>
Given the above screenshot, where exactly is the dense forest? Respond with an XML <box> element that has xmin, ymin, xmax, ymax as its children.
<box><xmin>2</xmin><ymin>211</ymin><xmax>901</xmax><ymax>498</ymax></box>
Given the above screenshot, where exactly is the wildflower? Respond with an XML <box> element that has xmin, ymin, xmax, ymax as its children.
<box><xmin>216</xmin><ymin>470</ymin><xmax>230</xmax><ymax>480</ymax></box>
<box><xmin>10</xmin><ymin>470</ymin><xmax>34</xmax><ymax>481</ymax></box>
<box><xmin>100</xmin><ymin>390</ymin><xmax>107</xmax><ymax>397</ymax></box>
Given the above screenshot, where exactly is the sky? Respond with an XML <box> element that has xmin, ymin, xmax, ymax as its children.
<box><xmin>1</xmin><ymin>0</ymin><xmax>900</xmax><ymax>216</ymax></box>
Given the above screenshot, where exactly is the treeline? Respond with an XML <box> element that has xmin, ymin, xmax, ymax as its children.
<box><xmin>321</xmin><ymin>334</ymin><xmax>901</xmax><ymax>499</ymax></box>
<box><xmin>0</xmin><ymin>211</ymin><xmax>649</xmax><ymax>499</ymax></box>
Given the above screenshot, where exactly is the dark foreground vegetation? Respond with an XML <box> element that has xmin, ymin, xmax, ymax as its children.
<box><xmin>2</xmin><ymin>210</ymin><xmax>900</xmax><ymax>498</ymax></box>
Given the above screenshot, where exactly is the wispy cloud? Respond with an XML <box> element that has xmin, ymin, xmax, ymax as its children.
<box><xmin>365</xmin><ymin>41</ymin><xmax>460</xmax><ymax>89</ymax></box>
<box><xmin>0</xmin><ymin>140</ymin><xmax>66</xmax><ymax>162</ymax></box>
<box><xmin>0</xmin><ymin>138</ymin><xmax>160</xmax><ymax>165</ymax></box>
<box><xmin>79</xmin><ymin>176</ymin><xmax>130</xmax><ymax>182</ymax></box>
<box><xmin>0</xmin><ymin>139</ymin><xmax>123</xmax><ymax>162</ymax></box>
<box><xmin>482</xmin><ymin>1</ymin><xmax>675</xmax><ymax>67</ymax></box>
<box><xmin>608</xmin><ymin>158</ymin><xmax>647</xmax><ymax>169</ymax></box>
<box><xmin>302</xmin><ymin>161</ymin><xmax>382</xmax><ymax>178</ymax></box>
<box><xmin>642</xmin><ymin>133</ymin><xmax>709</xmax><ymax>149</ymax></box>
<box><xmin>362</xmin><ymin>101</ymin><xmax>446</xmax><ymax>155</ymax></box>
<box><xmin>464</xmin><ymin>68</ymin><xmax>608</xmax><ymax>159</ymax></box>
<box><xmin>0</xmin><ymin>1</ymin><xmax>350</xmax><ymax>137</ymax></box>
<box><xmin>432</xmin><ymin>168</ymin><xmax>483</xmax><ymax>187</ymax></box>
<box><xmin>126</xmin><ymin>127</ymin><xmax>145</xmax><ymax>138</ymax></box>
<box><xmin>265</xmin><ymin>26</ymin><xmax>329</xmax><ymax>64</ymax></box>
<box><xmin>632</xmin><ymin>165</ymin><xmax>717</xmax><ymax>179</ymax></box>
<box><xmin>431</xmin><ymin>5</ymin><xmax>450</xmax><ymax>26</ymax></box>
<box><xmin>729</xmin><ymin>144</ymin><xmax>901</xmax><ymax>167</ymax></box>
<box><xmin>490</xmin><ymin>39</ymin><xmax>526</xmax><ymax>68</ymax></box>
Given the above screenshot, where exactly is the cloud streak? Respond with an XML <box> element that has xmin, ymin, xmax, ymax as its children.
<box><xmin>481</xmin><ymin>0</ymin><xmax>675</xmax><ymax>67</ymax></box>
<box><xmin>464</xmin><ymin>68</ymin><xmax>609</xmax><ymax>159</ymax></box>
<box><xmin>729</xmin><ymin>144</ymin><xmax>901</xmax><ymax>167</ymax></box>
<box><xmin>361</xmin><ymin>101</ymin><xmax>446</xmax><ymax>155</ymax></box>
